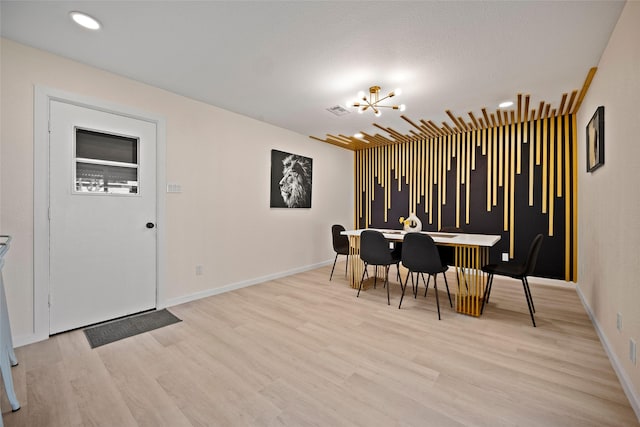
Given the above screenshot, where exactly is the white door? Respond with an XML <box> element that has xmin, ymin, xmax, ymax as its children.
<box><xmin>49</xmin><ymin>100</ymin><xmax>157</xmax><ymax>334</ymax></box>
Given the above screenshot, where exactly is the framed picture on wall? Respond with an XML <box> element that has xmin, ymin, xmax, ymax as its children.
<box><xmin>586</xmin><ymin>105</ymin><xmax>604</xmax><ymax>172</ymax></box>
<box><xmin>270</xmin><ymin>149</ymin><xmax>313</xmax><ymax>208</ymax></box>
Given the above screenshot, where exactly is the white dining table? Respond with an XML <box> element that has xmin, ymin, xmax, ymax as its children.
<box><xmin>341</xmin><ymin>228</ymin><xmax>501</xmax><ymax>317</ymax></box>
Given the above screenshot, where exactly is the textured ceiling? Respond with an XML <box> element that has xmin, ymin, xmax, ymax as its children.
<box><xmin>0</xmin><ymin>1</ymin><xmax>625</xmax><ymax>148</ymax></box>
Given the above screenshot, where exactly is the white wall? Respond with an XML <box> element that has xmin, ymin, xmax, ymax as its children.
<box><xmin>0</xmin><ymin>38</ymin><xmax>354</xmax><ymax>344</ymax></box>
<box><xmin>577</xmin><ymin>1</ymin><xmax>640</xmax><ymax>413</ymax></box>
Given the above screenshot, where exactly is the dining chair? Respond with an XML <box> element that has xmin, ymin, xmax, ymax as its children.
<box><xmin>480</xmin><ymin>234</ymin><xmax>544</xmax><ymax>326</ymax></box>
<box><xmin>357</xmin><ymin>230</ymin><xmax>401</xmax><ymax>305</ymax></box>
<box><xmin>398</xmin><ymin>232</ymin><xmax>452</xmax><ymax>320</ymax></box>
<box><xmin>329</xmin><ymin>224</ymin><xmax>350</xmax><ymax>281</ymax></box>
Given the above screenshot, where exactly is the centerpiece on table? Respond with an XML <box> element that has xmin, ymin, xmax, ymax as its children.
<box><xmin>398</xmin><ymin>212</ymin><xmax>422</xmax><ymax>232</ymax></box>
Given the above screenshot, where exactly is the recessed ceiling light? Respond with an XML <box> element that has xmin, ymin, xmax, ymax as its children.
<box><xmin>70</xmin><ymin>11</ymin><xmax>101</xmax><ymax>30</ymax></box>
<box><xmin>499</xmin><ymin>101</ymin><xmax>514</xmax><ymax>108</ymax></box>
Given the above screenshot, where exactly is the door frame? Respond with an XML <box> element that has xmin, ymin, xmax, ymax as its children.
<box><xmin>33</xmin><ymin>86</ymin><xmax>167</xmax><ymax>343</ymax></box>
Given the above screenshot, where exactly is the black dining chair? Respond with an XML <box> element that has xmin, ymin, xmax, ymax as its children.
<box><xmin>330</xmin><ymin>224</ymin><xmax>350</xmax><ymax>281</ymax></box>
<box><xmin>398</xmin><ymin>232</ymin><xmax>452</xmax><ymax>320</ymax></box>
<box><xmin>481</xmin><ymin>234</ymin><xmax>544</xmax><ymax>327</ymax></box>
<box><xmin>357</xmin><ymin>230</ymin><xmax>401</xmax><ymax>305</ymax></box>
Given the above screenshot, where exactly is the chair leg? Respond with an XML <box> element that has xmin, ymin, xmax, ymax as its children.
<box><xmin>417</xmin><ymin>272</ymin><xmax>427</xmax><ymax>298</ymax></box>
<box><xmin>523</xmin><ymin>277</ymin><xmax>535</xmax><ymax>313</ymax></box>
<box><xmin>423</xmin><ymin>274</ymin><xmax>432</xmax><ymax>297</ymax></box>
<box><xmin>487</xmin><ymin>274</ymin><xmax>493</xmax><ymax>304</ymax></box>
<box><xmin>385</xmin><ymin>265</ymin><xmax>391</xmax><ymax>305</ymax></box>
<box><xmin>481</xmin><ymin>274</ymin><xmax>493</xmax><ymax>314</ymax></box>
<box><xmin>433</xmin><ymin>275</ymin><xmax>441</xmax><ymax>320</ymax></box>
<box><xmin>442</xmin><ymin>273</ymin><xmax>453</xmax><ymax>307</ymax></box>
<box><xmin>373</xmin><ymin>266</ymin><xmax>378</xmax><ymax>289</ymax></box>
<box><xmin>344</xmin><ymin>253</ymin><xmax>349</xmax><ymax>278</ymax></box>
<box><xmin>521</xmin><ymin>278</ymin><xmax>536</xmax><ymax>327</ymax></box>
<box><xmin>329</xmin><ymin>253</ymin><xmax>339</xmax><ymax>281</ymax></box>
<box><xmin>357</xmin><ymin>263</ymin><xmax>368</xmax><ymax>298</ymax></box>
<box><xmin>411</xmin><ymin>273</ymin><xmax>416</xmax><ymax>297</ymax></box>
<box><xmin>398</xmin><ymin>269</ymin><xmax>409</xmax><ymax>309</ymax></box>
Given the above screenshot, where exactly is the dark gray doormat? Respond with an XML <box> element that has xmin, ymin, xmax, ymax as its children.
<box><xmin>84</xmin><ymin>309</ymin><xmax>181</xmax><ymax>348</ymax></box>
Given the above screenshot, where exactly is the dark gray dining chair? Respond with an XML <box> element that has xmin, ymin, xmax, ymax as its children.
<box><xmin>398</xmin><ymin>232</ymin><xmax>452</xmax><ymax>319</ymax></box>
<box><xmin>357</xmin><ymin>230</ymin><xmax>401</xmax><ymax>305</ymax></box>
<box><xmin>481</xmin><ymin>234</ymin><xmax>543</xmax><ymax>326</ymax></box>
<box><xmin>330</xmin><ymin>224</ymin><xmax>350</xmax><ymax>281</ymax></box>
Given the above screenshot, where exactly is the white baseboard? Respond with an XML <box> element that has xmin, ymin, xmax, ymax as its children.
<box><xmin>576</xmin><ymin>284</ymin><xmax>640</xmax><ymax>422</ymax></box>
<box><xmin>527</xmin><ymin>275</ymin><xmax>576</xmax><ymax>288</ymax></box>
<box><xmin>161</xmin><ymin>259</ymin><xmax>333</xmax><ymax>309</ymax></box>
<box><xmin>13</xmin><ymin>332</ymin><xmax>48</xmax><ymax>348</ymax></box>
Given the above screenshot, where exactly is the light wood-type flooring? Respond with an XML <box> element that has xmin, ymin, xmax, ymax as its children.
<box><xmin>1</xmin><ymin>264</ymin><xmax>638</xmax><ymax>426</ymax></box>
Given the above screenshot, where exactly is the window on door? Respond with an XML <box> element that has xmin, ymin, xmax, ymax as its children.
<box><xmin>74</xmin><ymin>128</ymin><xmax>140</xmax><ymax>195</ymax></box>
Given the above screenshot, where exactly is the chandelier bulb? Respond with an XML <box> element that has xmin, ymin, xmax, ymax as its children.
<box><xmin>374</xmin><ymin>110</ymin><xmax>382</xmax><ymax>117</ymax></box>
<box><xmin>399</xmin><ymin>104</ymin><xmax>406</xmax><ymax>112</ymax></box>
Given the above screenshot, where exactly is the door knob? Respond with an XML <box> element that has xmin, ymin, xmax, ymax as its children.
<box><xmin>146</xmin><ymin>222</ymin><xmax>155</xmax><ymax>229</ymax></box>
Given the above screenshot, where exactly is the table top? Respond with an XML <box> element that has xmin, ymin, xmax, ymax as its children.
<box><xmin>341</xmin><ymin>228</ymin><xmax>501</xmax><ymax>247</ymax></box>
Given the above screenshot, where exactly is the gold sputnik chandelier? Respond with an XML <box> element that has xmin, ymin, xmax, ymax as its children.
<box><xmin>351</xmin><ymin>85</ymin><xmax>406</xmax><ymax>117</ymax></box>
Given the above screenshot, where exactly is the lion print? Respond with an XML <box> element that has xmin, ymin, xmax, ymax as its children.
<box><xmin>279</xmin><ymin>154</ymin><xmax>312</xmax><ymax>208</ymax></box>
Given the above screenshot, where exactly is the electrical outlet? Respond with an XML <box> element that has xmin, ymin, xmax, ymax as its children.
<box><xmin>195</xmin><ymin>265</ymin><xmax>203</xmax><ymax>276</ymax></box>
<box><xmin>502</xmin><ymin>252</ymin><xmax>509</xmax><ymax>262</ymax></box>
<box><xmin>630</xmin><ymin>339</ymin><xmax>637</xmax><ymax>366</ymax></box>
<box><xmin>617</xmin><ymin>313</ymin><xmax>623</xmax><ymax>332</ymax></box>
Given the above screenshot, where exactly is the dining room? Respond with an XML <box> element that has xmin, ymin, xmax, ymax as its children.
<box><xmin>1</xmin><ymin>1</ymin><xmax>640</xmax><ymax>425</ymax></box>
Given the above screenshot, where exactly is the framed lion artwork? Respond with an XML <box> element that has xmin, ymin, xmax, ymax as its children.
<box><xmin>270</xmin><ymin>149</ymin><xmax>313</xmax><ymax>208</ymax></box>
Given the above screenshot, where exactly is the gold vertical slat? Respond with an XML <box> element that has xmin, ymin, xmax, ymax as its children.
<box><xmin>420</xmin><ymin>139</ymin><xmax>424</xmax><ymax>214</ymax></box>
<box><xmin>549</xmin><ymin>115</ymin><xmax>555</xmax><ymax>236</ymax></box>
<box><xmin>401</xmin><ymin>142</ymin><xmax>406</xmax><ymax>185</ymax></box>
<box><xmin>397</xmin><ymin>144</ymin><xmax>401</xmax><ymax>192</ymax></box>
<box><xmin>355</xmin><ymin>151</ymin><xmax>359</xmax><ymax>225</ymax></box>
<box><xmin>498</xmin><ymin>126</ymin><xmax>504</xmax><ymax>187</ymax></box>
<box><xmin>406</xmin><ymin>141</ymin><xmax>412</xmax><ymax>186</ymax></box>
<box><xmin>565</xmin><ymin>114</ymin><xmax>571</xmax><ymax>281</ymax></box>
<box><xmin>487</xmin><ymin>127</ymin><xmax>492</xmax><ymax>211</ymax></box>
<box><xmin>415</xmin><ymin>140</ymin><xmax>419</xmax><ymax>214</ymax></box>
<box><xmin>360</xmin><ymin>151</ymin><xmax>364</xmax><ymax>227</ymax></box>
<box><xmin>461</xmin><ymin>133</ymin><xmax>466</xmax><ymax>185</ymax></box>
<box><xmin>504</xmin><ymin>125</ymin><xmax>510</xmax><ymax>231</ymax></box>
<box><xmin>433</xmin><ymin>138</ymin><xmax>439</xmax><ymax>186</ymax></box>
<box><xmin>572</xmin><ymin>114</ymin><xmax>578</xmax><ymax>281</ymax></box>
<box><xmin>466</xmin><ymin>130</ymin><xmax>471</xmax><ymax>224</ymax></box>
<box><xmin>529</xmin><ymin>117</ymin><xmax>535</xmax><ymax>206</ymax></box>
<box><xmin>429</xmin><ymin>139</ymin><xmax>434</xmax><ymax>223</ymax></box>
<box><xmin>557</xmin><ymin>115</ymin><xmax>563</xmax><ymax>197</ymax></box>
<box><xmin>510</xmin><ymin>133</ymin><xmax>515</xmax><ymax>257</ymax></box>
<box><xmin>409</xmin><ymin>142</ymin><xmax>413</xmax><ymax>213</ymax></box>
<box><xmin>536</xmin><ymin>118</ymin><xmax>541</xmax><ymax>165</ymax></box>
<box><xmin>456</xmin><ymin>133</ymin><xmax>461</xmax><ymax>228</ymax></box>
<box><xmin>492</xmin><ymin>127</ymin><xmax>498</xmax><ymax>206</ymax></box>
<box><xmin>447</xmin><ymin>134</ymin><xmax>452</xmax><ymax>170</ymax></box>
<box><xmin>388</xmin><ymin>146</ymin><xmax>392</xmax><ymax>220</ymax></box>
<box><xmin>516</xmin><ymin>122</ymin><xmax>521</xmax><ymax>174</ymax></box>
<box><xmin>384</xmin><ymin>146</ymin><xmax>388</xmax><ymax>223</ymax></box>
<box><xmin>472</xmin><ymin>129</ymin><xmax>477</xmax><ymax>170</ymax></box>
<box><xmin>443</xmin><ymin>136</ymin><xmax>448</xmax><ymax>205</ymax></box>
<box><xmin>438</xmin><ymin>137</ymin><xmax>443</xmax><ymax>230</ymax></box>
<box><xmin>368</xmin><ymin>148</ymin><xmax>372</xmax><ymax>226</ymax></box>
<box><xmin>542</xmin><ymin>117</ymin><xmax>548</xmax><ymax>214</ymax></box>
<box><xmin>482</xmin><ymin>127</ymin><xmax>487</xmax><ymax>155</ymax></box>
